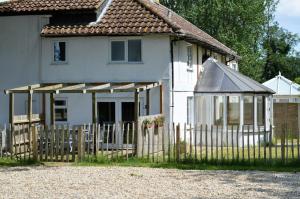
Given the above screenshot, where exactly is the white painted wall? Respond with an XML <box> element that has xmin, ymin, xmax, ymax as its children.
<box><xmin>41</xmin><ymin>35</ymin><xmax>170</xmax><ymax>82</ymax></box>
<box><xmin>0</xmin><ymin>15</ymin><xmax>48</xmax><ymax>124</ymax></box>
<box><xmin>40</xmin><ymin>35</ymin><xmax>170</xmax><ymax>125</ymax></box>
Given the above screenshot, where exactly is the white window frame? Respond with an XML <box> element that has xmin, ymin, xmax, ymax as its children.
<box><xmin>54</xmin><ymin>98</ymin><xmax>68</xmax><ymax>123</ymax></box>
<box><xmin>187</xmin><ymin>45</ymin><xmax>193</xmax><ymax>70</ymax></box>
<box><xmin>109</xmin><ymin>38</ymin><xmax>143</xmax><ymax>64</ymax></box>
<box><xmin>52</xmin><ymin>41</ymin><xmax>68</xmax><ymax>65</ymax></box>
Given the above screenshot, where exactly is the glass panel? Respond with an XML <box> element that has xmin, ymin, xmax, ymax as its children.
<box><xmin>244</xmin><ymin>96</ymin><xmax>254</xmax><ymax>125</ymax></box>
<box><xmin>128</xmin><ymin>40</ymin><xmax>141</xmax><ymax>62</ymax></box>
<box><xmin>54</xmin><ymin>42</ymin><xmax>66</xmax><ymax>62</ymax></box>
<box><xmin>214</xmin><ymin>96</ymin><xmax>223</xmax><ymax>125</ymax></box>
<box><xmin>187</xmin><ymin>97</ymin><xmax>194</xmax><ymax>124</ymax></box>
<box><xmin>54</xmin><ymin>100</ymin><xmax>66</xmax><ymax>106</ymax></box>
<box><xmin>187</xmin><ymin>46</ymin><xmax>193</xmax><ymax>67</ymax></box>
<box><xmin>97</xmin><ymin>102</ymin><xmax>116</xmax><ymax>125</ymax></box>
<box><xmin>257</xmin><ymin>96</ymin><xmax>265</xmax><ymax>126</ymax></box>
<box><xmin>227</xmin><ymin>96</ymin><xmax>240</xmax><ymax>125</ymax></box>
<box><xmin>111</xmin><ymin>41</ymin><xmax>125</xmax><ymax>61</ymax></box>
<box><xmin>55</xmin><ymin>108</ymin><xmax>67</xmax><ymax>122</ymax></box>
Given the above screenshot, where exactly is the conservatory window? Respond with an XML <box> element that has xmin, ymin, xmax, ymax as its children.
<box><xmin>244</xmin><ymin>96</ymin><xmax>254</xmax><ymax>125</ymax></box>
<box><xmin>257</xmin><ymin>96</ymin><xmax>265</xmax><ymax>126</ymax></box>
<box><xmin>214</xmin><ymin>96</ymin><xmax>224</xmax><ymax>125</ymax></box>
<box><xmin>227</xmin><ymin>96</ymin><xmax>240</xmax><ymax>125</ymax></box>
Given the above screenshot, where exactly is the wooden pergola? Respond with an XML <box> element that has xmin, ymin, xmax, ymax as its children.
<box><xmin>4</xmin><ymin>81</ymin><xmax>163</xmax><ymax>127</ymax></box>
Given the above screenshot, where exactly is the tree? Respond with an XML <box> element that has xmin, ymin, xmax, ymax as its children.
<box><xmin>161</xmin><ymin>0</ymin><xmax>278</xmax><ymax>81</ymax></box>
<box><xmin>262</xmin><ymin>24</ymin><xmax>299</xmax><ymax>81</ymax></box>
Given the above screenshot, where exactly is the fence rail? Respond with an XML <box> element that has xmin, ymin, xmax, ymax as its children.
<box><xmin>0</xmin><ymin>122</ymin><xmax>299</xmax><ymax>165</ymax></box>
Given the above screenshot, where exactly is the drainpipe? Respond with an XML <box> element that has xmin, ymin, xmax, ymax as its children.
<box><xmin>170</xmin><ymin>40</ymin><xmax>175</xmax><ymax>125</ymax></box>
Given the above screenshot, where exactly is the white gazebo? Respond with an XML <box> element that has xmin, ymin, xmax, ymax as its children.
<box><xmin>195</xmin><ymin>58</ymin><xmax>275</xmax><ymax>132</ymax></box>
<box><xmin>263</xmin><ymin>72</ymin><xmax>300</xmax><ymax>135</ymax></box>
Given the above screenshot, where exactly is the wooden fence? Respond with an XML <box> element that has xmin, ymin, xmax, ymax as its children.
<box><xmin>1</xmin><ymin>123</ymin><xmax>299</xmax><ymax>164</ymax></box>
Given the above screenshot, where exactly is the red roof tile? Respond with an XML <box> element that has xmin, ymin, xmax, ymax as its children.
<box><xmin>0</xmin><ymin>0</ymin><xmax>102</xmax><ymax>13</ymax></box>
<box><xmin>0</xmin><ymin>0</ymin><xmax>238</xmax><ymax>57</ymax></box>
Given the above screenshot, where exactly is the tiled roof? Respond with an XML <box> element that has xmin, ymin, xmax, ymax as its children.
<box><xmin>41</xmin><ymin>0</ymin><xmax>174</xmax><ymax>35</ymax></box>
<box><xmin>0</xmin><ymin>0</ymin><xmax>238</xmax><ymax>57</ymax></box>
<box><xmin>0</xmin><ymin>0</ymin><xmax>102</xmax><ymax>13</ymax></box>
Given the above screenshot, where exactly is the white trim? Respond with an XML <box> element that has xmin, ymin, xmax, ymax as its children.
<box><xmin>51</xmin><ymin>41</ymin><xmax>68</xmax><ymax>65</ymax></box>
<box><xmin>108</xmin><ymin>37</ymin><xmax>143</xmax><ymax>64</ymax></box>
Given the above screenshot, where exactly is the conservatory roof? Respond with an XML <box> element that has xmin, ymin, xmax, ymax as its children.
<box><xmin>194</xmin><ymin>58</ymin><xmax>275</xmax><ymax>94</ymax></box>
<box><xmin>263</xmin><ymin>72</ymin><xmax>300</xmax><ymax>96</ymax></box>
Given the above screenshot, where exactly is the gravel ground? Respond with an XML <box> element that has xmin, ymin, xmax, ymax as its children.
<box><xmin>0</xmin><ymin>166</ymin><xmax>299</xmax><ymax>199</ymax></box>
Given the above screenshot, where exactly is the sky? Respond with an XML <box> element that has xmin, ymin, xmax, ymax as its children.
<box><xmin>275</xmin><ymin>0</ymin><xmax>300</xmax><ymax>51</ymax></box>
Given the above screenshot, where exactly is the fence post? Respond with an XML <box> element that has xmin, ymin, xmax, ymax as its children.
<box><xmin>32</xmin><ymin>126</ymin><xmax>38</xmax><ymax>161</ymax></box>
<box><xmin>78</xmin><ymin>127</ymin><xmax>83</xmax><ymax>161</ymax></box>
<box><xmin>176</xmin><ymin>124</ymin><xmax>180</xmax><ymax>161</ymax></box>
<box><xmin>269</xmin><ymin>125</ymin><xmax>272</xmax><ymax>163</ymax></box>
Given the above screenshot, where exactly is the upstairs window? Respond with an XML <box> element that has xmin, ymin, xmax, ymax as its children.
<box><xmin>128</xmin><ymin>40</ymin><xmax>142</xmax><ymax>62</ymax></box>
<box><xmin>187</xmin><ymin>46</ymin><xmax>193</xmax><ymax>69</ymax></box>
<box><xmin>53</xmin><ymin>41</ymin><xmax>66</xmax><ymax>63</ymax></box>
<box><xmin>110</xmin><ymin>39</ymin><xmax>142</xmax><ymax>63</ymax></box>
<box><xmin>55</xmin><ymin>99</ymin><xmax>68</xmax><ymax>122</ymax></box>
<box><xmin>111</xmin><ymin>41</ymin><xmax>125</xmax><ymax>61</ymax></box>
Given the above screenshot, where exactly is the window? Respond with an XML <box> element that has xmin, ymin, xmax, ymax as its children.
<box><xmin>128</xmin><ymin>40</ymin><xmax>142</xmax><ymax>62</ymax></box>
<box><xmin>55</xmin><ymin>99</ymin><xmax>68</xmax><ymax>122</ymax></box>
<box><xmin>214</xmin><ymin>96</ymin><xmax>224</xmax><ymax>125</ymax></box>
<box><xmin>227</xmin><ymin>96</ymin><xmax>240</xmax><ymax>125</ymax></box>
<box><xmin>244</xmin><ymin>96</ymin><xmax>254</xmax><ymax>125</ymax></box>
<box><xmin>257</xmin><ymin>96</ymin><xmax>265</xmax><ymax>126</ymax></box>
<box><xmin>187</xmin><ymin>46</ymin><xmax>193</xmax><ymax>69</ymax></box>
<box><xmin>111</xmin><ymin>41</ymin><xmax>125</xmax><ymax>61</ymax></box>
<box><xmin>110</xmin><ymin>39</ymin><xmax>142</xmax><ymax>62</ymax></box>
<box><xmin>53</xmin><ymin>41</ymin><xmax>66</xmax><ymax>63</ymax></box>
<box><xmin>187</xmin><ymin>97</ymin><xmax>194</xmax><ymax>124</ymax></box>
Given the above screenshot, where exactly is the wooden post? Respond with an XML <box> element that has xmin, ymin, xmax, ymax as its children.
<box><xmin>134</xmin><ymin>90</ymin><xmax>140</xmax><ymax>156</ymax></box>
<box><xmin>42</xmin><ymin>93</ymin><xmax>46</xmax><ymax>126</ymax></box>
<box><xmin>92</xmin><ymin>93</ymin><xmax>97</xmax><ymax>123</ymax></box>
<box><xmin>28</xmin><ymin>92</ymin><xmax>33</xmax><ymax>129</ymax></box>
<box><xmin>50</xmin><ymin>93</ymin><xmax>55</xmax><ymax>126</ymax></box>
<box><xmin>146</xmin><ymin>89</ymin><xmax>150</xmax><ymax>115</ymax></box>
<box><xmin>159</xmin><ymin>84</ymin><xmax>163</xmax><ymax>114</ymax></box>
<box><xmin>9</xmin><ymin>93</ymin><xmax>14</xmax><ymax>158</ymax></box>
<box><xmin>78</xmin><ymin>127</ymin><xmax>83</xmax><ymax>161</ymax></box>
<box><xmin>176</xmin><ymin>124</ymin><xmax>180</xmax><ymax>161</ymax></box>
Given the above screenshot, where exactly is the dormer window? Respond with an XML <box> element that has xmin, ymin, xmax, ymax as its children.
<box><xmin>53</xmin><ymin>41</ymin><xmax>67</xmax><ymax>64</ymax></box>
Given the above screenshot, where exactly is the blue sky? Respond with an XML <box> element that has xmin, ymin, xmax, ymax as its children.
<box><xmin>275</xmin><ymin>0</ymin><xmax>300</xmax><ymax>51</ymax></box>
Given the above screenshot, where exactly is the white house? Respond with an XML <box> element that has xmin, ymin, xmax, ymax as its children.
<box><xmin>263</xmin><ymin>72</ymin><xmax>300</xmax><ymax>136</ymax></box>
<box><xmin>0</xmin><ymin>0</ymin><xmax>272</xmax><ymax>137</ymax></box>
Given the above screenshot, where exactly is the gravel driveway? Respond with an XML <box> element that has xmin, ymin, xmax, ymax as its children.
<box><xmin>0</xmin><ymin>166</ymin><xmax>299</xmax><ymax>199</ymax></box>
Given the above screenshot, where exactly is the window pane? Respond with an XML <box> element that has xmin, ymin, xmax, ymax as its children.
<box><xmin>244</xmin><ymin>96</ymin><xmax>254</xmax><ymax>125</ymax></box>
<box><xmin>128</xmin><ymin>40</ymin><xmax>141</xmax><ymax>62</ymax></box>
<box><xmin>257</xmin><ymin>96</ymin><xmax>265</xmax><ymax>126</ymax></box>
<box><xmin>214</xmin><ymin>96</ymin><xmax>223</xmax><ymax>125</ymax></box>
<box><xmin>54</xmin><ymin>42</ymin><xmax>66</xmax><ymax>62</ymax></box>
<box><xmin>187</xmin><ymin>97</ymin><xmax>194</xmax><ymax>124</ymax></box>
<box><xmin>55</xmin><ymin>108</ymin><xmax>67</xmax><ymax>122</ymax></box>
<box><xmin>111</xmin><ymin>41</ymin><xmax>125</xmax><ymax>61</ymax></box>
<box><xmin>187</xmin><ymin>46</ymin><xmax>192</xmax><ymax>67</ymax></box>
<box><xmin>228</xmin><ymin>96</ymin><xmax>240</xmax><ymax>125</ymax></box>
<box><xmin>55</xmin><ymin>100</ymin><xmax>66</xmax><ymax>106</ymax></box>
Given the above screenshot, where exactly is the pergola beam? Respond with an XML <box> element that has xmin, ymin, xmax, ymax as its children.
<box><xmin>4</xmin><ymin>84</ymin><xmax>41</xmax><ymax>94</ymax></box>
<box><xmin>58</xmin><ymin>83</ymin><xmax>86</xmax><ymax>93</ymax></box>
<box><xmin>84</xmin><ymin>83</ymin><xmax>111</xmax><ymax>93</ymax></box>
<box><xmin>110</xmin><ymin>83</ymin><xmax>136</xmax><ymax>93</ymax></box>
<box><xmin>34</xmin><ymin>84</ymin><xmax>64</xmax><ymax>93</ymax></box>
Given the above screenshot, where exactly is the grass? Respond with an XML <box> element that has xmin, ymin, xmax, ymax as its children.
<box><xmin>73</xmin><ymin>155</ymin><xmax>300</xmax><ymax>172</ymax></box>
<box><xmin>0</xmin><ymin>157</ymin><xmax>40</xmax><ymax>167</ymax></box>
